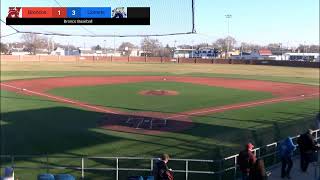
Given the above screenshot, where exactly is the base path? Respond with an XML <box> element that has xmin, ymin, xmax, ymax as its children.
<box><xmin>1</xmin><ymin>76</ymin><xmax>319</xmax><ymax>135</ymax></box>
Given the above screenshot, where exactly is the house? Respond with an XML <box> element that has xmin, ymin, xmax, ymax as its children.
<box><xmin>174</xmin><ymin>48</ymin><xmax>193</xmax><ymax>58</ymax></box>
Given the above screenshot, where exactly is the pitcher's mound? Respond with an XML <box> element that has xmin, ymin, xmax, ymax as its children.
<box><xmin>139</xmin><ymin>90</ymin><xmax>179</xmax><ymax>96</ymax></box>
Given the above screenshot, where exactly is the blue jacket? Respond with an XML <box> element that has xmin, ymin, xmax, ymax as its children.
<box><xmin>279</xmin><ymin>137</ymin><xmax>296</xmax><ymax>158</ymax></box>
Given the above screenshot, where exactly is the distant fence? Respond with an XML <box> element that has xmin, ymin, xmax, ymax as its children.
<box><xmin>1</xmin><ymin>55</ymin><xmax>319</xmax><ymax>68</ymax></box>
<box><xmin>1</xmin><ymin>129</ymin><xmax>319</xmax><ymax>179</ymax></box>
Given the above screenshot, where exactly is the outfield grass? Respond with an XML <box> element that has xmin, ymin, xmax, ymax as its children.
<box><xmin>1</xmin><ymin>62</ymin><xmax>319</xmax><ymax>85</ymax></box>
<box><xmin>48</xmin><ymin>81</ymin><xmax>273</xmax><ymax>113</ymax></box>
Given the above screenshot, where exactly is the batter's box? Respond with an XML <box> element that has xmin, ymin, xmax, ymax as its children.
<box><xmin>150</xmin><ymin>118</ymin><xmax>167</xmax><ymax>129</ymax></box>
<box><xmin>125</xmin><ymin>117</ymin><xmax>144</xmax><ymax>127</ymax></box>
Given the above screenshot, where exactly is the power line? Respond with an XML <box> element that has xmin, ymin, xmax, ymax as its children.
<box><xmin>0</xmin><ymin>32</ymin><xmax>18</xmax><ymax>38</ymax></box>
<box><xmin>0</xmin><ymin>19</ymin><xmax>20</xmax><ymax>33</ymax></box>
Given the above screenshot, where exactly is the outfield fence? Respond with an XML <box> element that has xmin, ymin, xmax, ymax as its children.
<box><xmin>1</xmin><ymin>55</ymin><xmax>319</xmax><ymax>68</ymax></box>
<box><xmin>1</xmin><ymin>129</ymin><xmax>319</xmax><ymax>179</ymax></box>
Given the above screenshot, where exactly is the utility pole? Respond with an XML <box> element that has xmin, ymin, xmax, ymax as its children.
<box><xmin>225</xmin><ymin>14</ymin><xmax>232</xmax><ymax>58</ymax></box>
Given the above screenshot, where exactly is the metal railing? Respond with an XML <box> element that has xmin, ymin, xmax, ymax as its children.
<box><xmin>1</xmin><ymin>129</ymin><xmax>319</xmax><ymax>179</ymax></box>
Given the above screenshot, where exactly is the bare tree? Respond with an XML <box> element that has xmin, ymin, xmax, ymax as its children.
<box><xmin>91</xmin><ymin>45</ymin><xmax>102</xmax><ymax>51</ymax></box>
<box><xmin>161</xmin><ymin>44</ymin><xmax>174</xmax><ymax>57</ymax></box>
<box><xmin>240</xmin><ymin>42</ymin><xmax>262</xmax><ymax>52</ymax></box>
<box><xmin>177</xmin><ymin>44</ymin><xmax>192</xmax><ymax>49</ymax></box>
<box><xmin>118</xmin><ymin>42</ymin><xmax>136</xmax><ymax>56</ymax></box>
<box><xmin>296</xmin><ymin>44</ymin><xmax>320</xmax><ymax>53</ymax></box>
<box><xmin>0</xmin><ymin>43</ymin><xmax>9</xmax><ymax>54</ymax></box>
<box><xmin>214</xmin><ymin>36</ymin><xmax>236</xmax><ymax>51</ymax></box>
<box><xmin>21</xmin><ymin>34</ymin><xmax>48</xmax><ymax>55</ymax></box>
<box><xmin>141</xmin><ymin>37</ymin><xmax>162</xmax><ymax>56</ymax></box>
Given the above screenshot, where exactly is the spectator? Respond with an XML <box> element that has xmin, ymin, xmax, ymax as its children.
<box><xmin>297</xmin><ymin>129</ymin><xmax>319</xmax><ymax>172</ymax></box>
<box><xmin>279</xmin><ymin>137</ymin><xmax>296</xmax><ymax>179</ymax></box>
<box><xmin>249</xmin><ymin>159</ymin><xmax>268</xmax><ymax>180</ymax></box>
<box><xmin>237</xmin><ymin>143</ymin><xmax>257</xmax><ymax>180</ymax></box>
<box><xmin>154</xmin><ymin>154</ymin><xmax>173</xmax><ymax>180</ymax></box>
<box><xmin>0</xmin><ymin>167</ymin><xmax>14</xmax><ymax>180</ymax></box>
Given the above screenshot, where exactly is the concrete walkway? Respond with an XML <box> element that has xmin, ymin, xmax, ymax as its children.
<box><xmin>268</xmin><ymin>158</ymin><xmax>319</xmax><ymax>180</ymax></box>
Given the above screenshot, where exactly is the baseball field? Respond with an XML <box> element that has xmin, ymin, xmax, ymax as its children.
<box><xmin>1</xmin><ymin>60</ymin><xmax>319</xmax><ymax>179</ymax></box>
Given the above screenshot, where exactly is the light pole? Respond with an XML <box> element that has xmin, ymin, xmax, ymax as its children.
<box><xmin>225</xmin><ymin>14</ymin><xmax>232</xmax><ymax>58</ymax></box>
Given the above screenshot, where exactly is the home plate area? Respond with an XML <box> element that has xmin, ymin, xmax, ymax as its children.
<box><xmin>126</xmin><ymin>117</ymin><xmax>167</xmax><ymax>130</ymax></box>
<box><xmin>98</xmin><ymin>113</ymin><xmax>168</xmax><ymax>131</ymax></box>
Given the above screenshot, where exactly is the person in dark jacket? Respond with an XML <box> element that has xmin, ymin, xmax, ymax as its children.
<box><xmin>249</xmin><ymin>159</ymin><xmax>268</xmax><ymax>180</ymax></box>
<box><xmin>297</xmin><ymin>129</ymin><xmax>319</xmax><ymax>172</ymax></box>
<box><xmin>279</xmin><ymin>137</ymin><xmax>296</xmax><ymax>178</ymax></box>
<box><xmin>238</xmin><ymin>143</ymin><xmax>257</xmax><ymax>180</ymax></box>
<box><xmin>154</xmin><ymin>154</ymin><xmax>173</xmax><ymax>180</ymax></box>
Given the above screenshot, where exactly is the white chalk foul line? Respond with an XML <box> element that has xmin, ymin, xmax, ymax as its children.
<box><xmin>165</xmin><ymin>93</ymin><xmax>320</xmax><ymax>120</ymax></box>
<box><xmin>0</xmin><ymin>83</ymin><xmax>117</xmax><ymax>114</ymax></box>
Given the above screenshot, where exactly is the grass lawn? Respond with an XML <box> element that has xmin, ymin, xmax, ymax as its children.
<box><xmin>1</xmin><ymin>89</ymin><xmax>319</xmax><ymax>179</ymax></box>
<box><xmin>1</xmin><ymin>62</ymin><xmax>319</xmax><ymax>179</ymax></box>
<box><xmin>48</xmin><ymin>81</ymin><xmax>274</xmax><ymax>113</ymax></box>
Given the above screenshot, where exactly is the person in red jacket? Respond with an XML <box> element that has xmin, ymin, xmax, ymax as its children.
<box><xmin>238</xmin><ymin>143</ymin><xmax>257</xmax><ymax>180</ymax></box>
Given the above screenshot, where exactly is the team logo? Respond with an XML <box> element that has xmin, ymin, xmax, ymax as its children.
<box><xmin>7</xmin><ymin>7</ymin><xmax>22</xmax><ymax>18</ymax></box>
<box><xmin>112</xmin><ymin>7</ymin><xmax>127</xmax><ymax>18</ymax></box>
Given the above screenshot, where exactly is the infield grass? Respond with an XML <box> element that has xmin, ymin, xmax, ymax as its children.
<box><xmin>47</xmin><ymin>81</ymin><xmax>274</xmax><ymax>113</ymax></box>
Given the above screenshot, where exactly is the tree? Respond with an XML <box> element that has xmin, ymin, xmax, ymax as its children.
<box><xmin>214</xmin><ymin>36</ymin><xmax>236</xmax><ymax>51</ymax></box>
<box><xmin>177</xmin><ymin>44</ymin><xmax>192</xmax><ymax>49</ymax></box>
<box><xmin>140</xmin><ymin>37</ymin><xmax>162</xmax><ymax>56</ymax></box>
<box><xmin>240</xmin><ymin>42</ymin><xmax>262</xmax><ymax>52</ymax></box>
<box><xmin>55</xmin><ymin>44</ymin><xmax>77</xmax><ymax>51</ymax></box>
<box><xmin>161</xmin><ymin>44</ymin><xmax>174</xmax><ymax>57</ymax></box>
<box><xmin>0</xmin><ymin>43</ymin><xmax>9</xmax><ymax>54</ymax></box>
<box><xmin>195</xmin><ymin>43</ymin><xmax>210</xmax><ymax>49</ymax></box>
<box><xmin>21</xmin><ymin>34</ymin><xmax>48</xmax><ymax>54</ymax></box>
<box><xmin>296</xmin><ymin>44</ymin><xmax>319</xmax><ymax>53</ymax></box>
<box><xmin>92</xmin><ymin>45</ymin><xmax>102</xmax><ymax>51</ymax></box>
<box><xmin>309</xmin><ymin>45</ymin><xmax>320</xmax><ymax>53</ymax></box>
<box><xmin>118</xmin><ymin>42</ymin><xmax>136</xmax><ymax>56</ymax></box>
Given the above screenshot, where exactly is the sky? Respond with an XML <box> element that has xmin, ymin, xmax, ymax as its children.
<box><xmin>1</xmin><ymin>0</ymin><xmax>319</xmax><ymax>48</ymax></box>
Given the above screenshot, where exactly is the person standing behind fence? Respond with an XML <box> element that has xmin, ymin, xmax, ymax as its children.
<box><xmin>249</xmin><ymin>159</ymin><xmax>268</xmax><ymax>180</ymax></box>
<box><xmin>297</xmin><ymin>129</ymin><xmax>319</xmax><ymax>172</ymax></box>
<box><xmin>279</xmin><ymin>137</ymin><xmax>296</xmax><ymax>179</ymax></box>
<box><xmin>238</xmin><ymin>143</ymin><xmax>257</xmax><ymax>180</ymax></box>
<box><xmin>154</xmin><ymin>154</ymin><xmax>174</xmax><ymax>180</ymax></box>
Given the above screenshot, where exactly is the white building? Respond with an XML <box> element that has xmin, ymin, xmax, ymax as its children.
<box><xmin>174</xmin><ymin>48</ymin><xmax>193</xmax><ymax>58</ymax></box>
<box><xmin>283</xmin><ymin>53</ymin><xmax>320</xmax><ymax>61</ymax></box>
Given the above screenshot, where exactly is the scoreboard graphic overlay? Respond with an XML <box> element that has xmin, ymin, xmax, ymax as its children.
<box><xmin>6</xmin><ymin>7</ymin><xmax>150</xmax><ymax>25</ymax></box>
